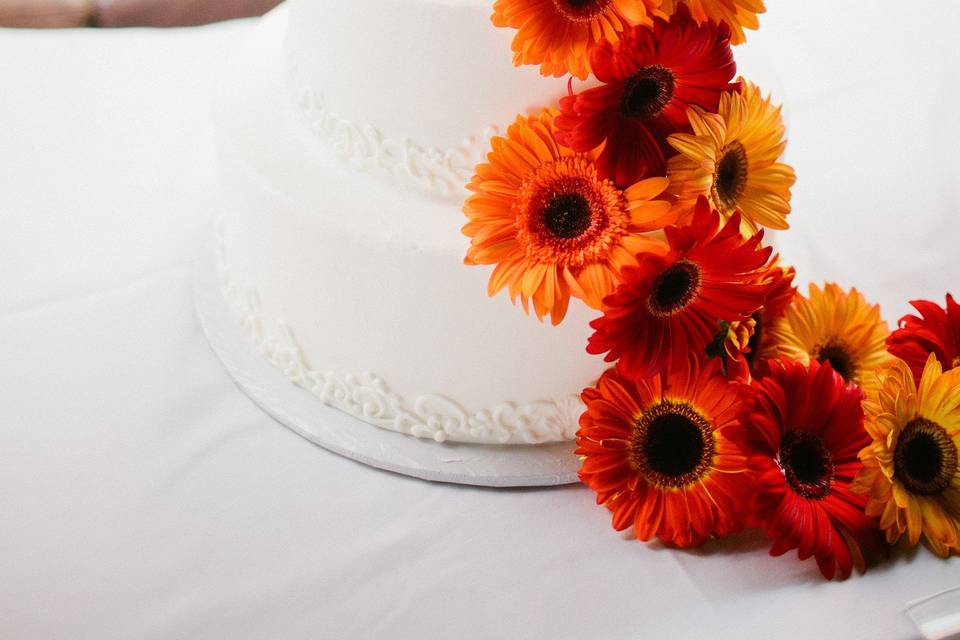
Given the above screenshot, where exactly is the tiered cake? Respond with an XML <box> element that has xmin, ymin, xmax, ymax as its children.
<box><xmin>214</xmin><ymin>1</ymin><xmax>602</xmax><ymax>446</ymax></box>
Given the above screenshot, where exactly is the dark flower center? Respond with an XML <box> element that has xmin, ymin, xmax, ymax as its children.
<box><xmin>543</xmin><ymin>192</ymin><xmax>593</xmax><ymax>239</ymax></box>
<box><xmin>952</xmin><ymin>355</ymin><xmax>960</xmax><ymax>369</ymax></box>
<box><xmin>815</xmin><ymin>341</ymin><xmax>856</xmax><ymax>381</ymax></box>
<box><xmin>631</xmin><ymin>401</ymin><xmax>715</xmax><ymax>488</ymax></box>
<box><xmin>552</xmin><ymin>0</ymin><xmax>613</xmax><ymax>21</ymax></box>
<box><xmin>518</xmin><ymin>166</ymin><xmax>623</xmax><ymax>268</ymax></box>
<box><xmin>620</xmin><ymin>66</ymin><xmax>676</xmax><ymax>120</ymax></box>
<box><xmin>780</xmin><ymin>431</ymin><xmax>834</xmax><ymax>500</ymax></box>
<box><xmin>894</xmin><ymin>418</ymin><xmax>958</xmax><ymax>496</ymax></box>
<box><xmin>647</xmin><ymin>259</ymin><xmax>701</xmax><ymax>317</ymax></box>
<box><xmin>712</xmin><ymin>141</ymin><xmax>749</xmax><ymax>212</ymax></box>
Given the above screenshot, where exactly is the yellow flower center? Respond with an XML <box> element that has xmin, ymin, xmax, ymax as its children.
<box><xmin>779</xmin><ymin>431</ymin><xmax>834</xmax><ymax>500</ymax></box>
<box><xmin>631</xmin><ymin>401</ymin><xmax>715</xmax><ymax>489</ymax></box>
<box><xmin>815</xmin><ymin>340</ymin><xmax>857</xmax><ymax>382</ymax></box>
<box><xmin>894</xmin><ymin>418</ymin><xmax>958</xmax><ymax>496</ymax></box>
<box><xmin>712</xmin><ymin>141</ymin><xmax>749</xmax><ymax>213</ymax></box>
<box><xmin>552</xmin><ymin>0</ymin><xmax>613</xmax><ymax>22</ymax></box>
<box><xmin>646</xmin><ymin>259</ymin><xmax>702</xmax><ymax>317</ymax></box>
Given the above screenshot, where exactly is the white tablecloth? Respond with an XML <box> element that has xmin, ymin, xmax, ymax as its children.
<box><xmin>2</xmin><ymin>4</ymin><xmax>958</xmax><ymax>639</ymax></box>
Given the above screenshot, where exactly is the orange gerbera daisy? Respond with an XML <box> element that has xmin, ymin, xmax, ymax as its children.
<box><xmin>491</xmin><ymin>0</ymin><xmax>658</xmax><ymax>80</ymax></box>
<box><xmin>854</xmin><ymin>355</ymin><xmax>960</xmax><ymax>557</ymax></box>
<box><xmin>577</xmin><ymin>355</ymin><xmax>751</xmax><ymax>547</ymax></box>
<box><xmin>666</xmin><ymin>81</ymin><xmax>795</xmax><ymax>234</ymax></box>
<box><xmin>763</xmin><ymin>282</ymin><xmax>894</xmax><ymax>386</ymax></box>
<box><xmin>463</xmin><ymin>109</ymin><xmax>676</xmax><ymax>324</ymax></box>
<box><xmin>658</xmin><ymin>0</ymin><xmax>765</xmax><ymax>45</ymax></box>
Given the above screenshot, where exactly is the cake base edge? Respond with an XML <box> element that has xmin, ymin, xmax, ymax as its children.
<box><xmin>193</xmin><ymin>238</ymin><xmax>580</xmax><ymax>487</ymax></box>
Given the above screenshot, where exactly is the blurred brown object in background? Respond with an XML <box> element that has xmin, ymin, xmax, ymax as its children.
<box><xmin>0</xmin><ymin>0</ymin><xmax>282</xmax><ymax>28</ymax></box>
<box><xmin>0</xmin><ymin>0</ymin><xmax>95</xmax><ymax>27</ymax></box>
<box><xmin>94</xmin><ymin>0</ymin><xmax>281</xmax><ymax>27</ymax></box>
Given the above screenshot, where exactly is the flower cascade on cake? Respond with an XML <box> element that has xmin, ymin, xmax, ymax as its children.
<box><xmin>461</xmin><ymin>1</ymin><xmax>960</xmax><ymax>579</ymax></box>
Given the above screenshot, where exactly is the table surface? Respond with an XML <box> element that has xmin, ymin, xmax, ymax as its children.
<box><xmin>2</xmin><ymin>4</ymin><xmax>959</xmax><ymax>639</ymax></box>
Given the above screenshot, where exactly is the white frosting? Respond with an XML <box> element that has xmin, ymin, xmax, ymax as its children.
<box><xmin>285</xmin><ymin>0</ymin><xmax>574</xmax><ymax>198</ymax></box>
<box><xmin>287</xmin><ymin>57</ymin><xmax>502</xmax><ymax>199</ymax></box>
<box><xmin>214</xmin><ymin>5</ymin><xmax>603</xmax><ymax>445</ymax></box>
<box><xmin>286</xmin><ymin>0</ymin><xmax>561</xmax><ymax>156</ymax></box>
<box><xmin>215</xmin><ymin>219</ymin><xmax>584</xmax><ymax>444</ymax></box>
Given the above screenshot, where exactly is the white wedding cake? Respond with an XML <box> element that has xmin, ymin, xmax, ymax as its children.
<box><xmin>213</xmin><ymin>0</ymin><xmax>600</xmax><ymax>446</ymax></box>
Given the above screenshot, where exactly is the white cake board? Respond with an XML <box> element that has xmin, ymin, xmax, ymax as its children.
<box><xmin>193</xmin><ymin>249</ymin><xmax>581</xmax><ymax>487</ymax></box>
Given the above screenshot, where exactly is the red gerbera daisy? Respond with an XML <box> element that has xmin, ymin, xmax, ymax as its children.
<box><xmin>577</xmin><ymin>355</ymin><xmax>751</xmax><ymax>547</ymax></box>
<box><xmin>736</xmin><ymin>358</ymin><xmax>884</xmax><ymax>580</ymax></box>
<box><xmin>555</xmin><ymin>5</ymin><xmax>738</xmax><ymax>186</ymax></box>
<box><xmin>587</xmin><ymin>197</ymin><xmax>774</xmax><ymax>379</ymax></box>
<box><xmin>754</xmin><ymin>259</ymin><xmax>798</xmax><ymax>325</ymax></box>
<box><xmin>887</xmin><ymin>294</ymin><xmax>960</xmax><ymax>383</ymax></box>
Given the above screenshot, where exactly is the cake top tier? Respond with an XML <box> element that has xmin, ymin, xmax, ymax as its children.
<box><xmin>286</xmin><ymin>0</ymin><xmax>563</xmax><ymax>196</ymax></box>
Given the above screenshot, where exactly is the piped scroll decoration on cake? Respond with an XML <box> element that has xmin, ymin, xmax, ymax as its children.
<box><xmin>215</xmin><ymin>220</ymin><xmax>582</xmax><ymax>445</ymax></box>
<box><xmin>286</xmin><ymin>47</ymin><xmax>500</xmax><ymax>200</ymax></box>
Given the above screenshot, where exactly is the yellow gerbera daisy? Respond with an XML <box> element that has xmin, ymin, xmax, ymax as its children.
<box><xmin>853</xmin><ymin>355</ymin><xmax>960</xmax><ymax>557</ymax></box>
<box><xmin>763</xmin><ymin>282</ymin><xmax>894</xmax><ymax>385</ymax></box>
<box><xmin>658</xmin><ymin>0</ymin><xmax>765</xmax><ymax>45</ymax></box>
<box><xmin>666</xmin><ymin>81</ymin><xmax>795</xmax><ymax>234</ymax></box>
